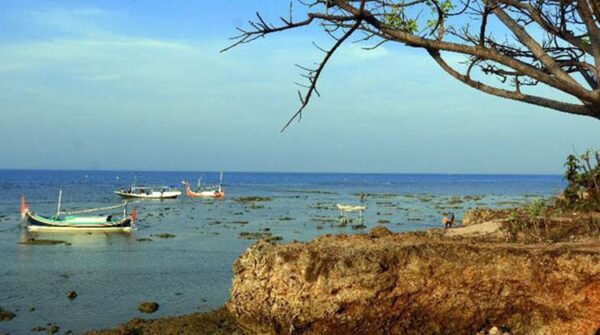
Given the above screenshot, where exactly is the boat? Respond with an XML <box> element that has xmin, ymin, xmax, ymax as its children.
<box><xmin>20</xmin><ymin>192</ymin><xmax>135</xmax><ymax>232</ymax></box>
<box><xmin>336</xmin><ymin>203</ymin><xmax>367</xmax><ymax>217</ymax></box>
<box><xmin>114</xmin><ymin>186</ymin><xmax>181</xmax><ymax>199</ymax></box>
<box><xmin>114</xmin><ymin>176</ymin><xmax>181</xmax><ymax>199</ymax></box>
<box><xmin>182</xmin><ymin>172</ymin><xmax>225</xmax><ymax>199</ymax></box>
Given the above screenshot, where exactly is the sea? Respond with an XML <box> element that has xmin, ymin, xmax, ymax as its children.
<box><xmin>0</xmin><ymin>170</ymin><xmax>565</xmax><ymax>334</ymax></box>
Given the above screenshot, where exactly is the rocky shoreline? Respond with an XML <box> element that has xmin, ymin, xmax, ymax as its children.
<box><xmin>85</xmin><ymin>211</ymin><xmax>600</xmax><ymax>335</ymax></box>
<box><xmin>85</xmin><ymin>307</ymin><xmax>247</xmax><ymax>335</ymax></box>
<box><xmin>227</xmin><ymin>229</ymin><xmax>600</xmax><ymax>334</ymax></box>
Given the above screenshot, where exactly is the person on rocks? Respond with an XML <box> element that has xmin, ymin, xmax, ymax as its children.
<box><xmin>442</xmin><ymin>212</ymin><xmax>455</xmax><ymax>228</ymax></box>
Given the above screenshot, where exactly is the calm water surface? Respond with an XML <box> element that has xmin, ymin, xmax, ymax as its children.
<box><xmin>0</xmin><ymin>170</ymin><xmax>564</xmax><ymax>334</ymax></box>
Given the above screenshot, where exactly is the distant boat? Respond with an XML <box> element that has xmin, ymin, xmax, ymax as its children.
<box><xmin>115</xmin><ymin>176</ymin><xmax>181</xmax><ymax>199</ymax></box>
<box><xmin>21</xmin><ymin>192</ymin><xmax>135</xmax><ymax>232</ymax></box>
<box><xmin>336</xmin><ymin>204</ymin><xmax>367</xmax><ymax>218</ymax></box>
<box><xmin>182</xmin><ymin>171</ymin><xmax>225</xmax><ymax>199</ymax></box>
<box><xmin>114</xmin><ymin>187</ymin><xmax>181</xmax><ymax>199</ymax></box>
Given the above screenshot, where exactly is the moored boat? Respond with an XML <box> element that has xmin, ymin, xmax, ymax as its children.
<box><xmin>182</xmin><ymin>172</ymin><xmax>225</xmax><ymax>199</ymax></box>
<box><xmin>336</xmin><ymin>203</ymin><xmax>367</xmax><ymax>218</ymax></box>
<box><xmin>114</xmin><ymin>187</ymin><xmax>181</xmax><ymax>199</ymax></box>
<box><xmin>21</xmin><ymin>193</ymin><xmax>136</xmax><ymax>232</ymax></box>
<box><xmin>115</xmin><ymin>176</ymin><xmax>181</xmax><ymax>199</ymax></box>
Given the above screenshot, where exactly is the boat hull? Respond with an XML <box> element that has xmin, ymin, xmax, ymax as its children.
<box><xmin>114</xmin><ymin>191</ymin><xmax>181</xmax><ymax>199</ymax></box>
<box><xmin>186</xmin><ymin>189</ymin><xmax>224</xmax><ymax>198</ymax></box>
<box><xmin>25</xmin><ymin>212</ymin><xmax>133</xmax><ymax>232</ymax></box>
<box><xmin>27</xmin><ymin>225</ymin><xmax>133</xmax><ymax>232</ymax></box>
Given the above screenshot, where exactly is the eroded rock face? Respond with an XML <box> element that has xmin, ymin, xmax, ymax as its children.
<box><xmin>462</xmin><ymin>208</ymin><xmax>511</xmax><ymax>226</ymax></box>
<box><xmin>227</xmin><ymin>232</ymin><xmax>600</xmax><ymax>335</ymax></box>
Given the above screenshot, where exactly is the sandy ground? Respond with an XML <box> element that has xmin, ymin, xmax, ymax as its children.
<box><xmin>443</xmin><ymin>220</ymin><xmax>503</xmax><ymax>237</ymax></box>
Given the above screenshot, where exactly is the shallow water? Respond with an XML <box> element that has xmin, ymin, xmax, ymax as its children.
<box><xmin>0</xmin><ymin>170</ymin><xmax>564</xmax><ymax>334</ymax></box>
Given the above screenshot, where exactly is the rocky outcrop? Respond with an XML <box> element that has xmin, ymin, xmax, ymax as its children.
<box><xmin>443</xmin><ymin>221</ymin><xmax>504</xmax><ymax>238</ymax></box>
<box><xmin>462</xmin><ymin>208</ymin><xmax>512</xmax><ymax>226</ymax></box>
<box><xmin>227</xmin><ymin>230</ymin><xmax>600</xmax><ymax>335</ymax></box>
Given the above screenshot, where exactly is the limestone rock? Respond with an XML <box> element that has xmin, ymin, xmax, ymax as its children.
<box><xmin>462</xmin><ymin>208</ymin><xmax>510</xmax><ymax>226</ymax></box>
<box><xmin>227</xmin><ymin>233</ymin><xmax>600</xmax><ymax>335</ymax></box>
<box><xmin>138</xmin><ymin>302</ymin><xmax>159</xmax><ymax>314</ymax></box>
<box><xmin>369</xmin><ymin>226</ymin><xmax>392</xmax><ymax>238</ymax></box>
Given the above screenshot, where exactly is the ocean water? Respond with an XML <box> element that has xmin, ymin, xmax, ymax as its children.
<box><xmin>0</xmin><ymin>170</ymin><xmax>564</xmax><ymax>334</ymax></box>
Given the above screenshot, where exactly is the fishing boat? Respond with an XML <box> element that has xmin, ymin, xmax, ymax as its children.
<box><xmin>114</xmin><ymin>176</ymin><xmax>181</xmax><ymax>199</ymax></box>
<box><xmin>114</xmin><ymin>186</ymin><xmax>181</xmax><ymax>199</ymax></box>
<box><xmin>336</xmin><ymin>203</ymin><xmax>367</xmax><ymax>217</ymax></box>
<box><xmin>20</xmin><ymin>192</ymin><xmax>136</xmax><ymax>232</ymax></box>
<box><xmin>182</xmin><ymin>171</ymin><xmax>225</xmax><ymax>199</ymax></box>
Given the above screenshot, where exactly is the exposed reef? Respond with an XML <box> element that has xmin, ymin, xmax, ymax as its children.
<box><xmin>227</xmin><ymin>227</ymin><xmax>600</xmax><ymax>335</ymax></box>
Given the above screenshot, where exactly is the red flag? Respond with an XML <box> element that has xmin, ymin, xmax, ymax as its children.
<box><xmin>20</xmin><ymin>195</ymin><xmax>28</xmax><ymax>218</ymax></box>
<box><xmin>131</xmin><ymin>208</ymin><xmax>137</xmax><ymax>223</ymax></box>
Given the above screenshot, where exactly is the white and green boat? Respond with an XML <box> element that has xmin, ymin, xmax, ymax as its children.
<box><xmin>21</xmin><ymin>192</ymin><xmax>136</xmax><ymax>232</ymax></box>
<box><xmin>115</xmin><ymin>176</ymin><xmax>181</xmax><ymax>199</ymax></box>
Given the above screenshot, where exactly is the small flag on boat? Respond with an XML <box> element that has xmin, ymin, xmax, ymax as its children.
<box><xmin>131</xmin><ymin>208</ymin><xmax>137</xmax><ymax>223</ymax></box>
<box><xmin>20</xmin><ymin>195</ymin><xmax>28</xmax><ymax>218</ymax></box>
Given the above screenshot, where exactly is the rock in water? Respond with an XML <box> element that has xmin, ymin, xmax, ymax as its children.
<box><xmin>47</xmin><ymin>324</ymin><xmax>60</xmax><ymax>334</ymax></box>
<box><xmin>138</xmin><ymin>302</ymin><xmax>159</xmax><ymax>314</ymax></box>
<box><xmin>227</xmin><ymin>232</ymin><xmax>600</xmax><ymax>334</ymax></box>
<box><xmin>67</xmin><ymin>291</ymin><xmax>77</xmax><ymax>300</ymax></box>
<box><xmin>0</xmin><ymin>307</ymin><xmax>15</xmax><ymax>321</ymax></box>
<box><xmin>153</xmin><ymin>233</ymin><xmax>175</xmax><ymax>239</ymax></box>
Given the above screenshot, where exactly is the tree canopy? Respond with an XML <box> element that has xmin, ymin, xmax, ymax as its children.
<box><xmin>225</xmin><ymin>0</ymin><xmax>600</xmax><ymax>130</ymax></box>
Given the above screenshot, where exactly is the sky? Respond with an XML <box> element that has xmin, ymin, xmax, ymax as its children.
<box><xmin>0</xmin><ymin>0</ymin><xmax>599</xmax><ymax>174</ymax></box>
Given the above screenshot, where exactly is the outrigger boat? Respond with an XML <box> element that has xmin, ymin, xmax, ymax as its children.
<box><xmin>115</xmin><ymin>176</ymin><xmax>181</xmax><ymax>199</ymax></box>
<box><xmin>114</xmin><ymin>186</ymin><xmax>181</xmax><ymax>199</ymax></box>
<box><xmin>182</xmin><ymin>171</ymin><xmax>225</xmax><ymax>199</ymax></box>
<box><xmin>20</xmin><ymin>192</ymin><xmax>136</xmax><ymax>232</ymax></box>
<box><xmin>336</xmin><ymin>203</ymin><xmax>367</xmax><ymax>218</ymax></box>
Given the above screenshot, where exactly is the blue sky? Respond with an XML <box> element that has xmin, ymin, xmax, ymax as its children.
<box><xmin>0</xmin><ymin>0</ymin><xmax>599</xmax><ymax>174</ymax></box>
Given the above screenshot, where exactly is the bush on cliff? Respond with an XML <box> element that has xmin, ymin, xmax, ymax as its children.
<box><xmin>559</xmin><ymin>150</ymin><xmax>600</xmax><ymax>211</ymax></box>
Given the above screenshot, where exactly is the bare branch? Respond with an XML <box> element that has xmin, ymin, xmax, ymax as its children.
<box><xmin>223</xmin><ymin>0</ymin><xmax>600</xmax><ymax>127</ymax></box>
<box><xmin>428</xmin><ymin>49</ymin><xmax>596</xmax><ymax>119</ymax></box>
<box><xmin>281</xmin><ymin>19</ymin><xmax>364</xmax><ymax>132</ymax></box>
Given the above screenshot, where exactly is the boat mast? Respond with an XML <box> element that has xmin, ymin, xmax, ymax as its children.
<box><xmin>56</xmin><ymin>190</ymin><xmax>62</xmax><ymax>216</ymax></box>
<box><xmin>219</xmin><ymin>171</ymin><xmax>224</xmax><ymax>192</ymax></box>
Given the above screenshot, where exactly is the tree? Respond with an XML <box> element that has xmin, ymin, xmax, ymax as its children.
<box><xmin>224</xmin><ymin>0</ymin><xmax>600</xmax><ymax>130</ymax></box>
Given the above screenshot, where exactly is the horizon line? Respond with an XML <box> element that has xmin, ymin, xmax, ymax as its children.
<box><xmin>0</xmin><ymin>167</ymin><xmax>564</xmax><ymax>176</ymax></box>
